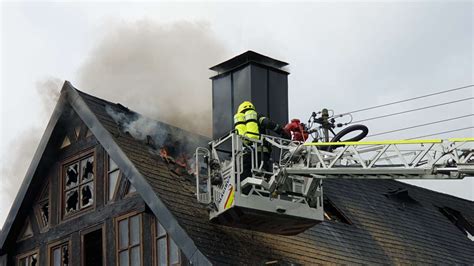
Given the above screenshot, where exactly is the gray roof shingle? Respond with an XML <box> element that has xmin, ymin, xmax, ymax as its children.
<box><xmin>77</xmin><ymin>87</ymin><xmax>474</xmax><ymax>265</ymax></box>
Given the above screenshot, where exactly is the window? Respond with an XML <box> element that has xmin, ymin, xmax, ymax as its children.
<box><xmin>154</xmin><ymin>219</ymin><xmax>181</xmax><ymax>266</ymax></box>
<box><xmin>62</xmin><ymin>152</ymin><xmax>95</xmax><ymax>218</ymax></box>
<box><xmin>34</xmin><ymin>181</ymin><xmax>50</xmax><ymax>230</ymax></box>
<box><xmin>116</xmin><ymin>213</ymin><xmax>142</xmax><ymax>266</ymax></box>
<box><xmin>106</xmin><ymin>156</ymin><xmax>121</xmax><ymax>202</ymax></box>
<box><xmin>17</xmin><ymin>249</ymin><xmax>39</xmax><ymax>266</ymax></box>
<box><xmin>49</xmin><ymin>241</ymin><xmax>70</xmax><ymax>266</ymax></box>
<box><xmin>82</xmin><ymin>227</ymin><xmax>104</xmax><ymax>266</ymax></box>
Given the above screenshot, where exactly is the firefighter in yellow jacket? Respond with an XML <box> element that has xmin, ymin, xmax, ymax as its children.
<box><xmin>234</xmin><ymin>101</ymin><xmax>290</xmax><ymax>192</ymax></box>
<box><xmin>234</xmin><ymin>101</ymin><xmax>290</xmax><ymax>141</ymax></box>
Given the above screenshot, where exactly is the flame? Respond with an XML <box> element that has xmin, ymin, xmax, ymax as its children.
<box><xmin>175</xmin><ymin>154</ymin><xmax>188</xmax><ymax>168</ymax></box>
<box><xmin>160</xmin><ymin>147</ymin><xmax>170</xmax><ymax>161</ymax></box>
<box><xmin>159</xmin><ymin>145</ymin><xmax>195</xmax><ymax>176</ymax></box>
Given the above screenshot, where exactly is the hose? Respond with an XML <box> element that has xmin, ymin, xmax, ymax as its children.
<box><xmin>324</xmin><ymin>124</ymin><xmax>369</xmax><ymax>152</ymax></box>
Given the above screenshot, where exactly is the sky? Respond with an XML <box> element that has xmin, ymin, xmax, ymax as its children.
<box><xmin>0</xmin><ymin>1</ymin><xmax>473</xmax><ymax>228</ymax></box>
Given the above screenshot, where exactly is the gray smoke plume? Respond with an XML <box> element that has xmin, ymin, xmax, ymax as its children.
<box><xmin>78</xmin><ymin>20</ymin><xmax>228</xmax><ymax>137</ymax></box>
<box><xmin>105</xmin><ymin>105</ymin><xmax>207</xmax><ymax>157</ymax></box>
<box><xmin>0</xmin><ymin>78</ymin><xmax>61</xmax><ymax>227</ymax></box>
<box><xmin>1</xmin><ymin>20</ymin><xmax>226</xmax><ymax>227</ymax></box>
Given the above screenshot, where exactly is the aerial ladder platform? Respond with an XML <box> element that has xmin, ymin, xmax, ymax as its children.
<box><xmin>195</xmin><ymin>126</ymin><xmax>474</xmax><ymax>235</ymax></box>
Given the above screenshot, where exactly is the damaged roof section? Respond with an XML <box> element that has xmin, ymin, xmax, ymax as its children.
<box><xmin>2</xmin><ymin>81</ymin><xmax>474</xmax><ymax>265</ymax></box>
<box><xmin>76</xmin><ymin>84</ymin><xmax>474</xmax><ymax>264</ymax></box>
<box><xmin>438</xmin><ymin>206</ymin><xmax>474</xmax><ymax>241</ymax></box>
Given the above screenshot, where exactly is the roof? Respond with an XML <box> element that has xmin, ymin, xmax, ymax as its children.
<box><xmin>210</xmin><ymin>50</ymin><xmax>288</xmax><ymax>74</ymax></box>
<box><xmin>2</xmin><ymin>82</ymin><xmax>474</xmax><ymax>265</ymax></box>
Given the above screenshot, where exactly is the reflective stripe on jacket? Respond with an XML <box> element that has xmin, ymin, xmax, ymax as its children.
<box><xmin>244</xmin><ymin>109</ymin><xmax>260</xmax><ymax>140</ymax></box>
<box><xmin>234</xmin><ymin>112</ymin><xmax>246</xmax><ymax>136</ymax></box>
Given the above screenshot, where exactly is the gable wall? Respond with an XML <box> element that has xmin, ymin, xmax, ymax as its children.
<box><xmin>3</xmin><ymin>109</ymin><xmax>155</xmax><ymax>266</ymax></box>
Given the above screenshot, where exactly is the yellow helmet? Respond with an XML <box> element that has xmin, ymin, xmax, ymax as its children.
<box><xmin>238</xmin><ymin>101</ymin><xmax>255</xmax><ymax>113</ymax></box>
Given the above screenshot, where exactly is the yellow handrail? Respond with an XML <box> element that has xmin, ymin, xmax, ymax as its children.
<box><xmin>448</xmin><ymin>138</ymin><xmax>474</xmax><ymax>142</ymax></box>
<box><xmin>303</xmin><ymin>139</ymin><xmax>443</xmax><ymax>146</ymax></box>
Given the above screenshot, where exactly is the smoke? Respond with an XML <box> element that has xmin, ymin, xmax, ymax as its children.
<box><xmin>0</xmin><ymin>78</ymin><xmax>61</xmax><ymax>227</ymax></box>
<box><xmin>105</xmin><ymin>104</ymin><xmax>206</xmax><ymax>157</ymax></box>
<box><xmin>78</xmin><ymin>20</ymin><xmax>228</xmax><ymax>137</ymax></box>
<box><xmin>1</xmin><ymin>20</ymin><xmax>226</xmax><ymax>228</ymax></box>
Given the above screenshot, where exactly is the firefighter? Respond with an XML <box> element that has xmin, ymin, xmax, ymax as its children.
<box><xmin>234</xmin><ymin>101</ymin><xmax>290</xmax><ymax>141</ymax></box>
<box><xmin>234</xmin><ymin>101</ymin><xmax>290</xmax><ymax>193</ymax></box>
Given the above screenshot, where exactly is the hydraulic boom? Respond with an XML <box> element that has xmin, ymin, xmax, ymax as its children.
<box><xmin>195</xmin><ymin>133</ymin><xmax>473</xmax><ymax>235</ymax></box>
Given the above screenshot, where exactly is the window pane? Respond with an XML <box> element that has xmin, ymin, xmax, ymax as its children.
<box><xmin>19</xmin><ymin>257</ymin><xmax>26</xmax><ymax>266</ymax></box>
<box><xmin>130</xmin><ymin>246</ymin><xmax>141</xmax><ymax>266</ymax></box>
<box><xmin>81</xmin><ymin>157</ymin><xmax>94</xmax><ymax>182</ymax></box>
<box><xmin>169</xmin><ymin>238</ymin><xmax>180</xmax><ymax>264</ymax></box>
<box><xmin>65</xmin><ymin>163</ymin><xmax>79</xmax><ymax>189</ymax></box>
<box><xmin>62</xmin><ymin>245</ymin><xmax>69</xmax><ymax>265</ymax></box>
<box><xmin>157</xmin><ymin>222</ymin><xmax>166</xmax><ymax>237</ymax></box>
<box><xmin>130</xmin><ymin>215</ymin><xmax>140</xmax><ymax>246</ymax></box>
<box><xmin>40</xmin><ymin>202</ymin><xmax>49</xmax><ymax>226</ymax></box>
<box><xmin>80</xmin><ymin>183</ymin><xmax>94</xmax><ymax>208</ymax></box>
<box><xmin>53</xmin><ymin>248</ymin><xmax>61</xmax><ymax>266</ymax></box>
<box><xmin>158</xmin><ymin>238</ymin><xmax>167</xmax><ymax>266</ymax></box>
<box><xmin>31</xmin><ymin>254</ymin><xmax>38</xmax><ymax>266</ymax></box>
<box><xmin>108</xmin><ymin>170</ymin><xmax>120</xmax><ymax>200</ymax></box>
<box><xmin>65</xmin><ymin>189</ymin><xmax>79</xmax><ymax>214</ymax></box>
<box><xmin>119</xmin><ymin>251</ymin><xmax>129</xmax><ymax>266</ymax></box>
<box><xmin>119</xmin><ymin>219</ymin><xmax>129</xmax><ymax>249</ymax></box>
<box><xmin>109</xmin><ymin>157</ymin><xmax>119</xmax><ymax>171</ymax></box>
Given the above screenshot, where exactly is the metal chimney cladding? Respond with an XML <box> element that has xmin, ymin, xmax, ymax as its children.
<box><xmin>210</xmin><ymin>51</ymin><xmax>290</xmax><ymax>139</ymax></box>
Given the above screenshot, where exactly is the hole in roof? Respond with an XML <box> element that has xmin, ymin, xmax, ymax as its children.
<box><xmin>385</xmin><ymin>188</ymin><xmax>419</xmax><ymax>208</ymax></box>
<box><xmin>323</xmin><ymin>196</ymin><xmax>351</xmax><ymax>224</ymax></box>
<box><xmin>438</xmin><ymin>206</ymin><xmax>474</xmax><ymax>241</ymax></box>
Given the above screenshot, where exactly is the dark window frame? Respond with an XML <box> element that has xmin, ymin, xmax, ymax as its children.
<box><xmin>16</xmin><ymin>248</ymin><xmax>39</xmax><ymax>266</ymax></box>
<box><xmin>60</xmin><ymin>148</ymin><xmax>97</xmax><ymax>221</ymax></box>
<box><xmin>34</xmin><ymin>178</ymin><xmax>51</xmax><ymax>232</ymax></box>
<box><xmin>48</xmin><ymin>238</ymin><xmax>71</xmax><ymax>266</ymax></box>
<box><xmin>105</xmin><ymin>154</ymin><xmax>122</xmax><ymax>203</ymax></box>
<box><xmin>115</xmin><ymin>211</ymin><xmax>143</xmax><ymax>266</ymax></box>
<box><xmin>80</xmin><ymin>223</ymin><xmax>106</xmax><ymax>266</ymax></box>
<box><xmin>34</xmin><ymin>198</ymin><xmax>50</xmax><ymax>231</ymax></box>
<box><xmin>152</xmin><ymin>218</ymin><xmax>182</xmax><ymax>266</ymax></box>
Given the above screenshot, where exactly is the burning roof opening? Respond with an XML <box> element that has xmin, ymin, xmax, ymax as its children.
<box><xmin>105</xmin><ymin>103</ymin><xmax>209</xmax><ymax>178</ymax></box>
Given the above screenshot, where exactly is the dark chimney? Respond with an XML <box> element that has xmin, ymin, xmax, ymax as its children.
<box><xmin>210</xmin><ymin>51</ymin><xmax>289</xmax><ymax>139</ymax></box>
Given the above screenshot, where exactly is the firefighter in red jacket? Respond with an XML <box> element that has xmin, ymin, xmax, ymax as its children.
<box><xmin>234</xmin><ymin>101</ymin><xmax>290</xmax><ymax>192</ymax></box>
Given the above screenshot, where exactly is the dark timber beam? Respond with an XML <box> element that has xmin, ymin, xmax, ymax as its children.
<box><xmin>64</xmin><ymin>82</ymin><xmax>212</xmax><ymax>265</ymax></box>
